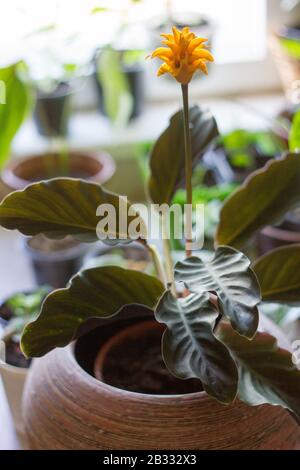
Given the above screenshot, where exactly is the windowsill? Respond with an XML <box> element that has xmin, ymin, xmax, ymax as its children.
<box><xmin>13</xmin><ymin>91</ymin><xmax>286</xmax><ymax>157</ymax></box>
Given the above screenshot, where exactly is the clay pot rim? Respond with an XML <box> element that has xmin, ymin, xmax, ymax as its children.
<box><xmin>69</xmin><ymin>314</ymin><xmax>291</xmax><ymax>404</ymax></box>
<box><xmin>1</xmin><ymin>150</ymin><xmax>115</xmax><ymax>191</ymax></box>
<box><xmin>70</xmin><ymin>333</ymin><xmax>207</xmax><ymax>403</ymax></box>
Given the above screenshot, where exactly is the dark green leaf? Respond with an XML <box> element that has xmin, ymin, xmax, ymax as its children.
<box><xmin>148</xmin><ymin>106</ymin><xmax>219</xmax><ymax>205</ymax></box>
<box><xmin>216</xmin><ymin>153</ymin><xmax>300</xmax><ymax>248</ymax></box>
<box><xmin>218</xmin><ymin>322</ymin><xmax>300</xmax><ymax>420</ymax></box>
<box><xmin>174</xmin><ymin>246</ymin><xmax>261</xmax><ymax>338</ymax></box>
<box><xmin>252</xmin><ymin>244</ymin><xmax>300</xmax><ymax>303</ymax></box>
<box><xmin>21</xmin><ymin>266</ymin><xmax>164</xmax><ymax>357</ymax></box>
<box><xmin>0</xmin><ymin>63</ymin><xmax>31</xmax><ymax>169</ymax></box>
<box><xmin>155</xmin><ymin>290</ymin><xmax>238</xmax><ymax>403</ymax></box>
<box><xmin>0</xmin><ymin>178</ymin><xmax>147</xmax><ymax>242</ymax></box>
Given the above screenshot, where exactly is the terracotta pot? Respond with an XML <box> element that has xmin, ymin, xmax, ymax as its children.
<box><xmin>23</xmin><ymin>310</ymin><xmax>300</xmax><ymax>450</ymax></box>
<box><xmin>0</xmin><ymin>151</ymin><xmax>115</xmax><ymax>199</ymax></box>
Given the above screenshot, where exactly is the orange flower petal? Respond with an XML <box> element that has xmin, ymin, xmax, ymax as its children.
<box><xmin>149</xmin><ymin>26</ymin><xmax>214</xmax><ymax>84</ymax></box>
<box><xmin>151</xmin><ymin>47</ymin><xmax>173</xmax><ymax>60</ymax></box>
<box><xmin>157</xmin><ymin>63</ymin><xmax>171</xmax><ymax>76</ymax></box>
<box><xmin>192</xmin><ymin>48</ymin><xmax>214</xmax><ymax>62</ymax></box>
<box><xmin>172</xmin><ymin>26</ymin><xmax>181</xmax><ymax>43</ymax></box>
<box><xmin>194</xmin><ymin>59</ymin><xmax>208</xmax><ymax>75</ymax></box>
<box><xmin>187</xmin><ymin>37</ymin><xmax>208</xmax><ymax>53</ymax></box>
<box><xmin>162</xmin><ymin>39</ymin><xmax>179</xmax><ymax>55</ymax></box>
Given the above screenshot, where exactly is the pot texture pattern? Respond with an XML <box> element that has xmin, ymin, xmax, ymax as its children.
<box><xmin>23</xmin><ymin>344</ymin><xmax>300</xmax><ymax>450</ymax></box>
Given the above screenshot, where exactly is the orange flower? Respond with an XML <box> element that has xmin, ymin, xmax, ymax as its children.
<box><xmin>149</xmin><ymin>26</ymin><xmax>214</xmax><ymax>84</ymax></box>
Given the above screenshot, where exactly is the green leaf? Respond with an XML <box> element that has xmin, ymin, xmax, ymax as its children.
<box><xmin>148</xmin><ymin>106</ymin><xmax>219</xmax><ymax>205</ymax></box>
<box><xmin>280</xmin><ymin>37</ymin><xmax>300</xmax><ymax>60</ymax></box>
<box><xmin>252</xmin><ymin>244</ymin><xmax>300</xmax><ymax>303</ymax></box>
<box><xmin>174</xmin><ymin>246</ymin><xmax>261</xmax><ymax>339</ymax></box>
<box><xmin>0</xmin><ymin>63</ymin><xmax>31</xmax><ymax>169</ymax></box>
<box><xmin>0</xmin><ymin>178</ymin><xmax>147</xmax><ymax>242</ymax></box>
<box><xmin>97</xmin><ymin>48</ymin><xmax>133</xmax><ymax>127</ymax></box>
<box><xmin>218</xmin><ymin>322</ymin><xmax>300</xmax><ymax>420</ymax></box>
<box><xmin>289</xmin><ymin>109</ymin><xmax>300</xmax><ymax>152</ymax></box>
<box><xmin>155</xmin><ymin>290</ymin><xmax>238</xmax><ymax>403</ymax></box>
<box><xmin>216</xmin><ymin>153</ymin><xmax>300</xmax><ymax>248</ymax></box>
<box><xmin>21</xmin><ymin>267</ymin><xmax>164</xmax><ymax>357</ymax></box>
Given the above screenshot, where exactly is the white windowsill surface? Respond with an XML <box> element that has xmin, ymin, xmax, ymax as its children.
<box><xmin>13</xmin><ymin>92</ymin><xmax>286</xmax><ymax>157</ymax></box>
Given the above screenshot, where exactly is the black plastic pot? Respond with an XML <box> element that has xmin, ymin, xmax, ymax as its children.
<box><xmin>33</xmin><ymin>82</ymin><xmax>72</xmax><ymax>137</ymax></box>
<box><xmin>94</xmin><ymin>62</ymin><xmax>144</xmax><ymax>121</ymax></box>
<box><xmin>23</xmin><ymin>236</ymin><xmax>88</xmax><ymax>288</ymax></box>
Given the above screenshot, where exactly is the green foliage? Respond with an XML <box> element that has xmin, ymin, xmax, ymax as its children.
<box><xmin>173</xmin><ymin>183</ymin><xmax>237</xmax><ymax>206</ymax></box>
<box><xmin>148</xmin><ymin>106</ymin><xmax>219</xmax><ymax>205</ymax></box>
<box><xmin>252</xmin><ymin>245</ymin><xmax>300</xmax><ymax>304</ymax></box>
<box><xmin>97</xmin><ymin>48</ymin><xmax>133</xmax><ymax>127</ymax></box>
<box><xmin>174</xmin><ymin>246</ymin><xmax>261</xmax><ymax>338</ymax></box>
<box><xmin>0</xmin><ymin>101</ymin><xmax>300</xmax><ymax>418</ymax></box>
<box><xmin>216</xmin><ymin>153</ymin><xmax>300</xmax><ymax>247</ymax></box>
<box><xmin>21</xmin><ymin>267</ymin><xmax>164</xmax><ymax>357</ymax></box>
<box><xmin>218</xmin><ymin>322</ymin><xmax>300</xmax><ymax>418</ymax></box>
<box><xmin>1</xmin><ymin>286</ymin><xmax>49</xmax><ymax>343</ymax></box>
<box><xmin>0</xmin><ymin>63</ymin><xmax>31</xmax><ymax>169</ymax></box>
<box><xmin>155</xmin><ymin>290</ymin><xmax>238</xmax><ymax>403</ymax></box>
<box><xmin>289</xmin><ymin>109</ymin><xmax>300</xmax><ymax>152</ymax></box>
<box><xmin>280</xmin><ymin>37</ymin><xmax>300</xmax><ymax>60</ymax></box>
<box><xmin>0</xmin><ymin>178</ymin><xmax>147</xmax><ymax>243</ymax></box>
<box><xmin>219</xmin><ymin>129</ymin><xmax>284</xmax><ymax>168</ymax></box>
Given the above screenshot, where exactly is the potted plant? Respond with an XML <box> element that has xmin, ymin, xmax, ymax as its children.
<box><xmin>91</xmin><ymin>2</ymin><xmax>146</xmax><ymax>126</ymax></box>
<box><xmin>0</xmin><ymin>61</ymin><xmax>115</xmax><ymax>288</ymax></box>
<box><xmin>204</xmin><ymin>128</ymin><xmax>287</xmax><ymax>184</ymax></box>
<box><xmin>257</xmin><ymin>108</ymin><xmax>300</xmax><ymax>253</ymax></box>
<box><xmin>0</xmin><ymin>62</ymin><xmax>32</xmax><ymax>201</ymax></box>
<box><xmin>1</xmin><ymin>27</ymin><xmax>300</xmax><ymax>450</ymax></box>
<box><xmin>0</xmin><ymin>286</ymin><xmax>50</xmax><ymax>434</ymax></box>
<box><xmin>94</xmin><ymin>47</ymin><xmax>145</xmax><ymax>125</ymax></box>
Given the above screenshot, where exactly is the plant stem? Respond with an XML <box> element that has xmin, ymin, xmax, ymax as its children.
<box><xmin>148</xmin><ymin>244</ymin><xmax>166</xmax><ymax>285</ymax></box>
<box><xmin>161</xmin><ymin>213</ymin><xmax>175</xmax><ymax>295</ymax></box>
<box><xmin>181</xmin><ymin>84</ymin><xmax>193</xmax><ymax>258</ymax></box>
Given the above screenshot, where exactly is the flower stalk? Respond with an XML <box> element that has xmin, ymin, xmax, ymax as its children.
<box><xmin>181</xmin><ymin>84</ymin><xmax>193</xmax><ymax>257</ymax></box>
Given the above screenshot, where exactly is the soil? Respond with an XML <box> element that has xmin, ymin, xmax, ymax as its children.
<box><xmin>28</xmin><ymin>234</ymin><xmax>79</xmax><ymax>253</ymax></box>
<box><xmin>99</xmin><ymin>324</ymin><xmax>203</xmax><ymax>395</ymax></box>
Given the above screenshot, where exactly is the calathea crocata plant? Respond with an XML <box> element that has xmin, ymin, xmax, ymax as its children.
<box><xmin>0</xmin><ymin>27</ymin><xmax>300</xmax><ymax>418</ymax></box>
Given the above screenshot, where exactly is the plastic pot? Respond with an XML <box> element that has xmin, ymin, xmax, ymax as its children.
<box><xmin>23</xmin><ymin>236</ymin><xmax>88</xmax><ymax>288</ymax></box>
<box><xmin>33</xmin><ymin>82</ymin><xmax>72</xmax><ymax>137</ymax></box>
